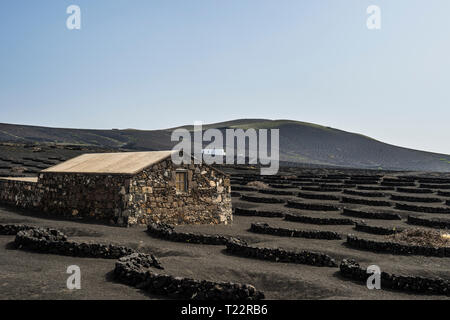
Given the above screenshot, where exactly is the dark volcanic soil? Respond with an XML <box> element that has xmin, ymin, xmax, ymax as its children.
<box><xmin>1</xmin><ymin>170</ymin><xmax>450</xmax><ymax>300</ymax></box>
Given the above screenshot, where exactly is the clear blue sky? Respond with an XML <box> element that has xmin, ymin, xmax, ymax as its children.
<box><xmin>1</xmin><ymin>0</ymin><xmax>449</xmax><ymax>154</ymax></box>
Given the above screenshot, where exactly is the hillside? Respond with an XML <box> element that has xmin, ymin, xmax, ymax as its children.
<box><xmin>0</xmin><ymin>120</ymin><xmax>449</xmax><ymax>172</ymax></box>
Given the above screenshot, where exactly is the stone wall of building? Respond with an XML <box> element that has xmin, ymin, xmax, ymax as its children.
<box><xmin>123</xmin><ymin>158</ymin><xmax>232</xmax><ymax>225</ymax></box>
<box><xmin>0</xmin><ymin>179</ymin><xmax>41</xmax><ymax>209</ymax></box>
<box><xmin>38</xmin><ymin>173</ymin><xmax>128</xmax><ymax>223</ymax></box>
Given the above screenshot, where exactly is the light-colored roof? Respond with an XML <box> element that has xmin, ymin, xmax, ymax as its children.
<box><xmin>0</xmin><ymin>177</ymin><xmax>38</xmax><ymax>183</ymax></box>
<box><xmin>42</xmin><ymin>151</ymin><xmax>175</xmax><ymax>175</ymax></box>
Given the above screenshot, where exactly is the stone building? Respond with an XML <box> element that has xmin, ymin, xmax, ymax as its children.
<box><xmin>0</xmin><ymin>151</ymin><xmax>232</xmax><ymax>226</ymax></box>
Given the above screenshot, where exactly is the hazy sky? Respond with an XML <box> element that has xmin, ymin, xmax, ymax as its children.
<box><xmin>1</xmin><ymin>1</ymin><xmax>449</xmax><ymax>154</ymax></box>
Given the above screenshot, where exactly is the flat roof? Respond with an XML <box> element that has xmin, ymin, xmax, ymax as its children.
<box><xmin>0</xmin><ymin>177</ymin><xmax>38</xmax><ymax>183</ymax></box>
<box><xmin>42</xmin><ymin>151</ymin><xmax>176</xmax><ymax>175</ymax></box>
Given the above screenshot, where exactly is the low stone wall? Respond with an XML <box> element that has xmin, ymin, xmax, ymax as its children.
<box><xmin>225</xmin><ymin>239</ymin><xmax>338</xmax><ymax>267</ymax></box>
<box><xmin>286</xmin><ymin>200</ymin><xmax>339</xmax><ymax>211</ymax></box>
<box><xmin>259</xmin><ymin>189</ymin><xmax>296</xmax><ymax>196</ymax></box>
<box><xmin>284</xmin><ymin>213</ymin><xmax>354</xmax><ymax>225</ymax></box>
<box><xmin>325</xmin><ymin>174</ymin><xmax>350</xmax><ymax>179</ymax></box>
<box><xmin>390</xmin><ymin>195</ymin><xmax>442</xmax><ymax>203</ymax></box>
<box><xmin>342</xmin><ymin>209</ymin><xmax>401</xmax><ymax>220</ymax></box>
<box><xmin>291</xmin><ymin>179</ymin><xmax>315</xmax><ymax>184</ymax></box>
<box><xmin>264</xmin><ymin>177</ymin><xmax>294</xmax><ymax>185</ymax></box>
<box><xmin>438</xmin><ymin>191</ymin><xmax>450</xmax><ymax>197</ymax></box>
<box><xmin>351</xmin><ymin>175</ymin><xmax>382</xmax><ymax>180</ymax></box>
<box><xmin>346</xmin><ymin>235</ymin><xmax>450</xmax><ymax>257</ymax></box>
<box><xmin>314</xmin><ymin>179</ymin><xmax>343</xmax><ymax>183</ymax></box>
<box><xmin>0</xmin><ymin>179</ymin><xmax>41</xmax><ymax>209</ymax></box>
<box><xmin>354</xmin><ymin>222</ymin><xmax>400</xmax><ymax>235</ymax></box>
<box><xmin>381</xmin><ymin>181</ymin><xmax>415</xmax><ymax>187</ymax></box>
<box><xmin>330</xmin><ymin>183</ymin><xmax>356</xmax><ymax>188</ymax></box>
<box><xmin>234</xmin><ymin>208</ymin><xmax>285</xmax><ymax>218</ymax></box>
<box><xmin>231</xmin><ymin>186</ymin><xmax>258</xmax><ymax>192</ymax></box>
<box><xmin>268</xmin><ymin>183</ymin><xmax>295</xmax><ymax>189</ymax></box>
<box><xmin>147</xmin><ymin>223</ymin><xmax>234</xmax><ymax>245</ymax></box>
<box><xmin>343</xmin><ymin>190</ymin><xmax>384</xmax><ymax>198</ymax></box>
<box><xmin>293</xmin><ymin>182</ymin><xmax>316</xmax><ymax>187</ymax></box>
<box><xmin>339</xmin><ymin>259</ymin><xmax>450</xmax><ymax>296</ymax></box>
<box><xmin>395</xmin><ymin>203</ymin><xmax>450</xmax><ymax>214</ymax></box>
<box><xmin>348</xmin><ymin>180</ymin><xmax>378</xmax><ymax>185</ymax></box>
<box><xmin>114</xmin><ymin>254</ymin><xmax>264</xmax><ymax>300</ymax></box>
<box><xmin>383</xmin><ymin>177</ymin><xmax>414</xmax><ymax>182</ymax></box>
<box><xmin>417</xmin><ymin>178</ymin><xmax>450</xmax><ymax>184</ymax></box>
<box><xmin>357</xmin><ymin>186</ymin><xmax>394</xmax><ymax>191</ymax></box>
<box><xmin>397</xmin><ymin>187</ymin><xmax>433</xmax><ymax>194</ymax></box>
<box><xmin>240</xmin><ymin>195</ymin><xmax>285</xmax><ymax>204</ymax></box>
<box><xmin>249</xmin><ymin>222</ymin><xmax>341</xmax><ymax>240</ymax></box>
<box><xmin>297</xmin><ymin>192</ymin><xmax>339</xmax><ymax>201</ymax></box>
<box><xmin>0</xmin><ymin>224</ymin><xmax>35</xmax><ymax>235</ymax></box>
<box><xmin>407</xmin><ymin>215</ymin><xmax>450</xmax><ymax>229</ymax></box>
<box><xmin>14</xmin><ymin>227</ymin><xmax>160</xmax><ymax>261</ymax></box>
<box><xmin>341</xmin><ymin>197</ymin><xmax>392</xmax><ymax>207</ymax></box>
<box><xmin>301</xmin><ymin>186</ymin><xmax>342</xmax><ymax>192</ymax></box>
<box><xmin>420</xmin><ymin>184</ymin><xmax>450</xmax><ymax>190</ymax></box>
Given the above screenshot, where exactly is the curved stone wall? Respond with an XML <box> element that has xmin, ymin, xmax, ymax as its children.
<box><xmin>259</xmin><ymin>189</ymin><xmax>296</xmax><ymax>196</ymax></box>
<box><xmin>340</xmin><ymin>259</ymin><xmax>450</xmax><ymax>296</ymax></box>
<box><xmin>286</xmin><ymin>201</ymin><xmax>339</xmax><ymax>211</ymax></box>
<box><xmin>346</xmin><ymin>235</ymin><xmax>450</xmax><ymax>257</ymax></box>
<box><xmin>397</xmin><ymin>187</ymin><xmax>433</xmax><ymax>194</ymax></box>
<box><xmin>0</xmin><ymin>224</ymin><xmax>35</xmax><ymax>235</ymax></box>
<box><xmin>284</xmin><ymin>213</ymin><xmax>354</xmax><ymax>225</ymax></box>
<box><xmin>395</xmin><ymin>203</ymin><xmax>450</xmax><ymax>214</ymax></box>
<box><xmin>420</xmin><ymin>184</ymin><xmax>450</xmax><ymax>190</ymax></box>
<box><xmin>249</xmin><ymin>222</ymin><xmax>342</xmax><ymax>240</ymax></box>
<box><xmin>341</xmin><ymin>197</ymin><xmax>392</xmax><ymax>207</ymax></box>
<box><xmin>301</xmin><ymin>186</ymin><xmax>342</xmax><ymax>192</ymax></box>
<box><xmin>390</xmin><ymin>195</ymin><xmax>442</xmax><ymax>203</ymax></box>
<box><xmin>342</xmin><ymin>209</ymin><xmax>401</xmax><ymax>220</ymax></box>
<box><xmin>14</xmin><ymin>227</ymin><xmax>151</xmax><ymax>260</ymax></box>
<box><xmin>354</xmin><ymin>222</ymin><xmax>400</xmax><ymax>235</ymax></box>
<box><xmin>268</xmin><ymin>184</ymin><xmax>295</xmax><ymax>189</ymax></box>
<box><xmin>407</xmin><ymin>215</ymin><xmax>450</xmax><ymax>229</ymax></box>
<box><xmin>234</xmin><ymin>208</ymin><xmax>285</xmax><ymax>218</ymax></box>
<box><xmin>114</xmin><ymin>254</ymin><xmax>264</xmax><ymax>300</ymax></box>
<box><xmin>343</xmin><ymin>190</ymin><xmax>384</xmax><ymax>198</ymax></box>
<box><xmin>297</xmin><ymin>192</ymin><xmax>340</xmax><ymax>201</ymax></box>
<box><xmin>240</xmin><ymin>195</ymin><xmax>285</xmax><ymax>204</ymax></box>
<box><xmin>147</xmin><ymin>223</ymin><xmax>234</xmax><ymax>245</ymax></box>
<box><xmin>225</xmin><ymin>239</ymin><xmax>338</xmax><ymax>267</ymax></box>
<box><xmin>357</xmin><ymin>186</ymin><xmax>394</xmax><ymax>191</ymax></box>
